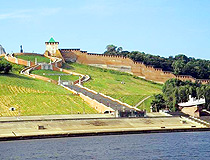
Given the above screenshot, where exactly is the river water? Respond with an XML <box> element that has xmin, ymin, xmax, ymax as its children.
<box><xmin>0</xmin><ymin>132</ymin><xmax>210</xmax><ymax>160</ymax></box>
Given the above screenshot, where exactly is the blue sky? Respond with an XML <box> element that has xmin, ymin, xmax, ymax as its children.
<box><xmin>0</xmin><ymin>0</ymin><xmax>210</xmax><ymax>59</ymax></box>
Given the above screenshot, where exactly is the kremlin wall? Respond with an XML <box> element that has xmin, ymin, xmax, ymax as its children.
<box><xmin>6</xmin><ymin>37</ymin><xmax>209</xmax><ymax>85</ymax></box>
<box><xmin>43</xmin><ymin>38</ymin><xmax>209</xmax><ymax>84</ymax></box>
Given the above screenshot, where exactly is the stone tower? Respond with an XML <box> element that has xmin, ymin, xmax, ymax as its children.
<box><xmin>45</xmin><ymin>37</ymin><xmax>59</xmax><ymax>56</ymax></box>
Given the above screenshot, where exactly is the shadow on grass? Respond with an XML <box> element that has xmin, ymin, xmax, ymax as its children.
<box><xmin>0</xmin><ymin>73</ymin><xmax>35</xmax><ymax>81</ymax></box>
<box><xmin>62</xmin><ymin>63</ymin><xmax>75</xmax><ymax>70</ymax></box>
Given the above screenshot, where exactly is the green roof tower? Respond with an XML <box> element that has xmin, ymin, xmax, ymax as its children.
<box><xmin>45</xmin><ymin>37</ymin><xmax>59</xmax><ymax>56</ymax></box>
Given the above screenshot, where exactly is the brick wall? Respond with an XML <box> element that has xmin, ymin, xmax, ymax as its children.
<box><xmin>61</xmin><ymin>50</ymin><xmax>209</xmax><ymax>84</ymax></box>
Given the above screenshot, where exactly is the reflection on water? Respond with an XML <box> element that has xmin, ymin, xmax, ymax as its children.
<box><xmin>0</xmin><ymin>132</ymin><xmax>210</xmax><ymax>160</ymax></box>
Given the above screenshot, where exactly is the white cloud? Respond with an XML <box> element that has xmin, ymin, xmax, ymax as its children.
<box><xmin>0</xmin><ymin>10</ymin><xmax>31</xmax><ymax>20</ymax></box>
<box><xmin>0</xmin><ymin>8</ymin><xmax>61</xmax><ymax>20</ymax></box>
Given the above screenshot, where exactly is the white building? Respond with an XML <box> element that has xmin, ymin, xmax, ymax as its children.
<box><xmin>178</xmin><ymin>95</ymin><xmax>205</xmax><ymax>117</ymax></box>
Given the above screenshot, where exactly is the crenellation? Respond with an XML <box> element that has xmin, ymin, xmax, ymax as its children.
<box><xmin>43</xmin><ymin>38</ymin><xmax>210</xmax><ymax>84</ymax></box>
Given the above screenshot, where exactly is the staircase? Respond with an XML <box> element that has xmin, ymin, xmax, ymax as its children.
<box><xmin>64</xmin><ymin>84</ymin><xmax>145</xmax><ymax>117</ymax></box>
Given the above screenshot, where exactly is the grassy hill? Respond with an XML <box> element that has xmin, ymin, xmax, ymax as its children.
<box><xmin>31</xmin><ymin>70</ymin><xmax>79</xmax><ymax>81</ymax></box>
<box><xmin>1</xmin><ymin>54</ymin><xmax>162</xmax><ymax>115</ymax></box>
<box><xmin>64</xmin><ymin>63</ymin><xmax>162</xmax><ymax>111</ymax></box>
<box><xmin>0</xmin><ymin>73</ymin><xmax>97</xmax><ymax>117</ymax></box>
<box><xmin>16</xmin><ymin>55</ymin><xmax>50</xmax><ymax>63</ymax></box>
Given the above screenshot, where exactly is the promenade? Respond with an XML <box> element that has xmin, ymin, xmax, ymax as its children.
<box><xmin>0</xmin><ymin>116</ymin><xmax>208</xmax><ymax>141</ymax></box>
<box><xmin>0</xmin><ymin>114</ymin><xmax>114</xmax><ymax>122</ymax></box>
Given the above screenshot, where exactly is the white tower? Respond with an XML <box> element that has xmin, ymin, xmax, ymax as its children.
<box><xmin>45</xmin><ymin>37</ymin><xmax>59</xmax><ymax>56</ymax></box>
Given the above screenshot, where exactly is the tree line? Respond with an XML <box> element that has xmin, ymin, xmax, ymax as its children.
<box><xmin>151</xmin><ymin>79</ymin><xmax>210</xmax><ymax>112</ymax></box>
<box><xmin>104</xmin><ymin>44</ymin><xmax>210</xmax><ymax>79</ymax></box>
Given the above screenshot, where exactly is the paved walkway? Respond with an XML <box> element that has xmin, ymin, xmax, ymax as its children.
<box><xmin>0</xmin><ymin>114</ymin><xmax>114</xmax><ymax>122</ymax></box>
<box><xmin>66</xmin><ymin>84</ymin><xmax>137</xmax><ymax>112</ymax></box>
<box><xmin>134</xmin><ymin>96</ymin><xmax>151</xmax><ymax>108</ymax></box>
<box><xmin>0</xmin><ymin>117</ymin><xmax>206</xmax><ymax>140</ymax></box>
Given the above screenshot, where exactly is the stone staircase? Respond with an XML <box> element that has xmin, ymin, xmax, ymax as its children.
<box><xmin>64</xmin><ymin>84</ymin><xmax>144</xmax><ymax>117</ymax></box>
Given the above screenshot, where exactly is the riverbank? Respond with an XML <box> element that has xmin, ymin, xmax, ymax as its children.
<box><xmin>0</xmin><ymin>116</ymin><xmax>209</xmax><ymax>141</ymax></box>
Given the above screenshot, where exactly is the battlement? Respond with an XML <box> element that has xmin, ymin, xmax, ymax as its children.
<box><xmin>155</xmin><ymin>68</ymin><xmax>163</xmax><ymax>71</ymax></box>
<box><xmin>60</xmin><ymin>49</ymin><xmax>81</xmax><ymax>52</ymax></box>
<box><xmin>44</xmin><ymin>38</ymin><xmax>210</xmax><ymax>85</ymax></box>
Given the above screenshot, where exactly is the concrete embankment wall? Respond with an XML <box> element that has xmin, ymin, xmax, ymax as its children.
<box><xmin>0</xmin><ymin>117</ymin><xmax>208</xmax><ymax>141</ymax></box>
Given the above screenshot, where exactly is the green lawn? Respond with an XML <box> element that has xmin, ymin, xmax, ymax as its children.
<box><xmin>64</xmin><ymin>63</ymin><xmax>162</xmax><ymax>112</ymax></box>
<box><xmin>16</xmin><ymin>55</ymin><xmax>50</xmax><ymax>63</ymax></box>
<box><xmin>31</xmin><ymin>70</ymin><xmax>79</xmax><ymax>81</ymax></box>
<box><xmin>0</xmin><ymin>73</ymin><xmax>97</xmax><ymax>116</ymax></box>
<box><xmin>138</xmin><ymin>96</ymin><xmax>155</xmax><ymax>111</ymax></box>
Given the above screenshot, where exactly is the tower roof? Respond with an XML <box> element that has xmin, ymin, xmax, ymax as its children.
<box><xmin>49</xmin><ymin>37</ymin><xmax>56</xmax><ymax>43</ymax></box>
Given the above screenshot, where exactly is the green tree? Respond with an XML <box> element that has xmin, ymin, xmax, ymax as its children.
<box><xmin>106</xmin><ymin>44</ymin><xmax>117</xmax><ymax>53</ymax></box>
<box><xmin>172</xmin><ymin>59</ymin><xmax>185</xmax><ymax>75</ymax></box>
<box><xmin>151</xmin><ymin>94</ymin><xmax>165</xmax><ymax>112</ymax></box>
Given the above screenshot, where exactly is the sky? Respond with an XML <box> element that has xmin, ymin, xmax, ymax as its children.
<box><xmin>0</xmin><ymin>0</ymin><xmax>210</xmax><ymax>59</ymax></box>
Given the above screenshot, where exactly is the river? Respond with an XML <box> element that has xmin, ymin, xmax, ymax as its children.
<box><xmin>0</xmin><ymin>132</ymin><xmax>210</xmax><ymax>160</ymax></box>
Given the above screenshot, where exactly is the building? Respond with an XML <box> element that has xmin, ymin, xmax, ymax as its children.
<box><xmin>178</xmin><ymin>95</ymin><xmax>205</xmax><ymax>117</ymax></box>
<box><xmin>45</xmin><ymin>37</ymin><xmax>59</xmax><ymax>57</ymax></box>
<box><xmin>0</xmin><ymin>45</ymin><xmax>6</xmax><ymax>54</ymax></box>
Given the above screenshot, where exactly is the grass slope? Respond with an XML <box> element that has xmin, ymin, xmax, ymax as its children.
<box><xmin>31</xmin><ymin>70</ymin><xmax>79</xmax><ymax>81</ymax></box>
<box><xmin>16</xmin><ymin>55</ymin><xmax>50</xmax><ymax>63</ymax></box>
<box><xmin>64</xmin><ymin>63</ymin><xmax>162</xmax><ymax>112</ymax></box>
<box><xmin>0</xmin><ymin>73</ymin><xmax>97</xmax><ymax>116</ymax></box>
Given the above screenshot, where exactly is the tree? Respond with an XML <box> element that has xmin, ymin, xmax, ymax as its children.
<box><xmin>106</xmin><ymin>45</ymin><xmax>117</xmax><ymax>53</ymax></box>
<box><xmin>117</xmin><ymin>47</ymin><xmax>123</xmax><ymax>53</ymax></box>
<box><xmin>151</xmin><ymin>94</ymin><xmax>165</xmax><ymax>112</ymax></box>
<box><xmin>172</xmin><ymin>59</ymin><xmax>185</xmax><ymax>75</ymax></box>
<box><xmin>162</xmin><ymin>78</ymin><xmax>209</xmax><ymax>111</ymax></box>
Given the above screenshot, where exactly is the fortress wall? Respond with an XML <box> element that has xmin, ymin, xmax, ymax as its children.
<box><xmin>76</xmin><ymin>52</ymin><xmax>133</xmax><ymax>66</ymax></box>
<box><xmin>131</xmin><ymin>62</ymin><xmax>145</xmax><ymax>77</ymax></box>
<box><xmin>176</xmin><ymin>75</ymin><xmax>196</xmax><ymax>83</ymax></box>
<box><xmin>10</xmin><ymin>51</ymin><xmax>208</xmax><ymax>85</ymax></box>
<box><xmin>197</xmin><ymin>79</ymin><xmax>210</xmax><ymax>84</ymax></box>
<box><xmin>74</xmin><ymin>52</ymin><xmax>177</xmax><ymax>83</ymax></box>
<box><xmin>142</xmin><ymin>67</ymin><xmax>176</xmax><ymax>83</ymax></box>
<box><xmin>71</xmin><ymin>51</ymin><xmax>210</xmax><ymax>84</ymax></box>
